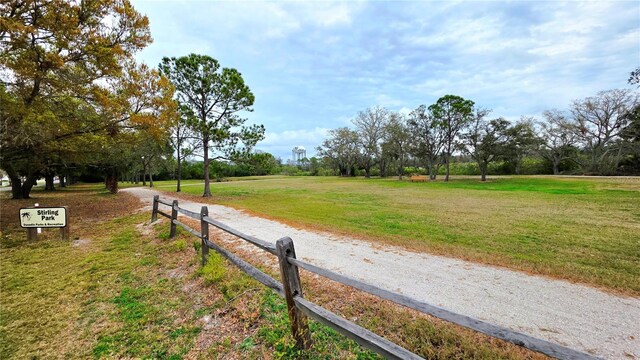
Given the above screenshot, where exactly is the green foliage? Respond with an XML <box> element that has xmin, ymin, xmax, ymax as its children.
<box><xmin>113</xmin><ymin>287</ymin><xmax>153</xmax><ymax>323</ymax></box>
<box><xmin>171</xmin><ymin>240</ymin><xmax>187</xmax><ymax>252</ymax></box>
<box><xmin>199</xmin><ymin>253</ymin><xmax>227</xmax><ymax>284</ymax></box>
<box><xmin>158</xmin><ymin>54</ymin><xmax>265</xmax><ymax>197</ymax></box>
<box><xmin>257</xmin><ymin>291</ymin><xmax>381</xmax><ymax>359</ymax></box>
<box><xmin>0</xmin><ymin>1</ymin><xmax>179</xmax><ymax>198</ymax></box>
<box><xmin>237</xmin><ymin>337</ymin><xmax>256</xmax><ymax>351</ymax></box>
<box><xmin>158</xmin><ymin>226</ymin><xmax>182</xmax><ymax>240</ymax></box>
<box><xmin>193</xmin><ymin>239</ymin><xmax>202</xmax><ymax>253</ymax></box>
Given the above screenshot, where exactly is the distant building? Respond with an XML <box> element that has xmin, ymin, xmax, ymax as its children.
<box><xmin>292</xmin><ymin>146</ymin><xmax>306</xmax><ymax>165</ymax></box>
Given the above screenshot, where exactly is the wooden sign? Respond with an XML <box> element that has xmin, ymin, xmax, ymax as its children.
<box><xmin>20</xmin><ymin>207</ymin><xmax>67</xmax><ymax>228</ymax></box>
<box><xmin>20</xmin><ymin>207</ymin><xmax>69</xmax><ymax>240</ymax></box>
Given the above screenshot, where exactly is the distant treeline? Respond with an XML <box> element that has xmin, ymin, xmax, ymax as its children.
<box><xmin>315</xmin><ymin>89</ymin><xmax>639</xmax><ymax>181</ymax></box>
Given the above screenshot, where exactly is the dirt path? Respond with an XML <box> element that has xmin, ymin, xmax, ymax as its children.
<box><xmin>124</xmin><ymin>187</ymin><xmax>639</xmax><ymax>359</ymax></box>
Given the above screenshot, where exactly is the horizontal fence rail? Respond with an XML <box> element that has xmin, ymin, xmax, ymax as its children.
<box><xmin>294</xmin><ymin>296</ymin><xmax>424</xmax><ymax>360</ymax></box>
<box><xmin>202</xmin><ymin>235</ymin><xmax>284</xmax><ymax>297</ymax></box>
<box><xmin>176</xmin><ymin>206</ymin><xmax>200</xmax><ymax>219</ymax></box>
<box><xmin>151</xmin><ymin>195</ymin><xmax>601</xmax><ymax>360</ymax></box>
<box><xmin>287</xmin><ymin>258</ymin><xmax>594</xmax><ymax>360</ymax></box>
<box><xmin>202</xmin><ymin>215</ymin><xmax>277</xmax><ymax>255</ymax></box>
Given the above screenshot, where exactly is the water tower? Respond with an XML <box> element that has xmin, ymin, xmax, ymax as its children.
<box><xmin>292</xmin><ymin>146</ymin><xmax>306</xmax><ymax>165</ymax></box>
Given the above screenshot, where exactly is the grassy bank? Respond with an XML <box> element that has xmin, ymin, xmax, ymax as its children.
<box><xmin>146</xmin><ymin>176</ymin><xmax>640</xmax><ymax>295</ymax></box>
<box><xmin>1</xmin><ymin>185</ymin><xmax>541</xmax><ymax>359</ymax></box>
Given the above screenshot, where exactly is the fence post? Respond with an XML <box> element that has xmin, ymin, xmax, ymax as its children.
<box><xmin>276</xmin><ymin>237</ymin><xmax>312</xmax><ymax>350</ymax></box>
<box><xmin>169</xmin><ymin>199</ymin><xmax>178</xmax><ymax>238</ymax></box>
<box><xmin>151</xmin><ymin>195</ymin><xmax>159</xmax><ymax>222</ymax></box>
<box><xmin>200</xmin><ymin>206</ymin><xmax>209</xmax><ymax>266</ymax></box>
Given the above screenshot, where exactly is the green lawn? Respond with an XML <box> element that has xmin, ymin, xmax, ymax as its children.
<box><xmin>147</xmin><ymin>176</ymin><xmax>640</xmax><ymax>295</ymax></box>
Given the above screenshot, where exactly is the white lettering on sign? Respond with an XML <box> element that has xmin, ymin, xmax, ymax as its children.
<box><xmin>20</xmin><ymin>207</ymin><xmax>67</xmax><ymax>228</ymax></box>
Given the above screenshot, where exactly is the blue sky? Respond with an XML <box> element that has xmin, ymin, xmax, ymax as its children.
<box><xmin>130</xmin><ymin>1</ymin><xmax>640</xmax><ymax>161</ymax></box>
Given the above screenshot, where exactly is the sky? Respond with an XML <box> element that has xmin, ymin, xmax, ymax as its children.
<box><xmin>130</xmin><ymin>0</ymin><xmax>640</xmax><ymax>161</ymax></box>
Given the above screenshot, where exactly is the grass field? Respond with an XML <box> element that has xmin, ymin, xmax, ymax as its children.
<box><xmin>0</xmin><ymin>184</ymin><xmax>540</xmax><ymax>359</ymax></box>
<box><xmin>147</xmin><ymin>176</ymin><xmax>640</xmax><ymax>295</ymax></box>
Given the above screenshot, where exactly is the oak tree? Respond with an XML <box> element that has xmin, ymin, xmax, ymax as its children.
<box><xmin>460</xmin><ymin>110</ymin><xmax>510</xmax><ymax>181</ymax></box>
<box><xmin>1</xmin><ymin>0</ymin><xmax>152</xmax><ymax>198</ymax></box>
<box><xmin>382</xmin><ymin>112</ymin><xmax>411</xmax><ymax>180</ymax></box>
<box><xmin>407</xmin><ymin>105</ymin><xmax>445</xmax><ymax>180</ymax></box>
<box><xmin>537</xmin><ymin>110</ymin><xmax>578</xmax><ymax>175</ymax></box>
<box><xmin>429</xmin><ymin>95</ymin><xmax>475</xmax><ymax>181</ymax></box>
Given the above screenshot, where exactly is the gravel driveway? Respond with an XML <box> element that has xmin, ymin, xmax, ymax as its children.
<box><xmin>124</xmin><ymin>187</ymin><xmax>639</xmax><ymax>359</ymax></box>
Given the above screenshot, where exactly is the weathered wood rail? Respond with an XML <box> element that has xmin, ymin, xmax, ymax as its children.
<box><xmin>151</xmin><ymin>195</ymin><xmax>601</xmax><ymax>360</ymax></box>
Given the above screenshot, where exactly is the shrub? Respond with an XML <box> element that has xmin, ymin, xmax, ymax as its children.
<box><xmin>199</xmin><ymin>252</ymin><xmax>226</xmax><ymax>284</ymax></box>
<box><xmin>172</xmin><ymin>240</ymin><xmax>186</xmax><ymax>252</ymax></box>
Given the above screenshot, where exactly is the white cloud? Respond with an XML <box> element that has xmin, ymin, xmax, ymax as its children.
<box><xmin>312</xmin><ymin>3</ymin><xmax>353</xmax><ymax>27</ymax></box>
<box><xmin>261</xmin><ymin>127</ymin><xmax>330</xmax><ymax>145</ymax></box>
<box><xmin>131</xmin><ymin>0</ymin><xmax>639</xmax><ymax>153</ymax></box>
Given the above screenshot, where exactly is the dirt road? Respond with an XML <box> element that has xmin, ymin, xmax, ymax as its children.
<box><xmin>124</xmin><ymin>187</ymin><xmax>639</xmax><ymax>359</ymax></box>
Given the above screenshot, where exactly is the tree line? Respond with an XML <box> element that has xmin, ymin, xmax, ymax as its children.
<box><xmin>317</xmin><ymin>86</ymin><xmax>639</xmax><ymax>181</ymax></box>
<box><xmin>1</xmin><ymin>0</ymin><xmax>263</xmax><ymax>199</ymax></box>
<box><xmin>2</xmin><ymin>0</ymin><xmax>637</xmax><ymax>201</ymax></box>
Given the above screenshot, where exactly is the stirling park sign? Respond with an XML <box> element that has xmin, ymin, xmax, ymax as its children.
<box><xmin>19</xmin><ymin>206</ymin><xmax>69</xmax><ymax>240</ymax></box>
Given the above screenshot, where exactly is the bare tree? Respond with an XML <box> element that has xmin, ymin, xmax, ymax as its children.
<box><xmin>352</xmin><ymin>106</ymin><xmax>389</xmax><ymax>178</ymax></box>
<box><xmin>538</xmin><ymin>110</ymin><xmax>578</xmax><ymax>175</ymax></box>
<box><xmin>570</xmin><ymin>89</ymin><xmax>638</xmax><ymax>174</ymax></box>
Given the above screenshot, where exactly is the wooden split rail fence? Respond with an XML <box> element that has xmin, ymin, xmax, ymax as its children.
<box><xmin>151</xmin><ymin>195</ymin><xmax>600</xmax><ymax>360</ymax></box>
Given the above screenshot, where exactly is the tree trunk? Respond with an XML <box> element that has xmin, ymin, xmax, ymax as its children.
<box><xmin>142</xmin><ymin>164</ymin><xmax>147</xmax><ymax>186</ymax></box>
<box><xmin>480</xmin><ymin>162</ymin><xmax>488</xmax><ymax>182</ymax></box>
<box><xmin>9</xmin><ymin>173</ymin><xmax>23</xmax><ymax>199</ymax></box>
<box><xmin>364</xmin><ymin>165</ymin><xmax>371</xmax><ymax>178</ymax></box>
<box><xmin>176</xmin><ymin>151</ymin><xmax>182</xmax><ymax>192</ymax></box>
<box><xmin>22</xmin><ymin>175</ymin><xmax>38</xmax><ymax>199</ymax></box>
<box><xmin>149</xmin><ymin>161</ymin><xmax>154</xmax><ymax>188</ymax></box>
<box><xmin>44</xmin><ymin>173</ymin><xmax>55</xmax><ymax>191</ymax></box>
<box><xmin>59</xmin><ymin>175</ymin><xmax>66</xmax><ymax>188</ymax></box>
<box><xmin>444</xmin><ymin>154</ymin><xmax>450</xmax><ymax>182</ymax></box>
<box><xmin>6</xmin><ymin>165</ymin><xmax>38</xmax><ymax>199</ymax></box>
<box><xmin>553</xmin><ymin>158</ymin><xmax>560</xmax><ymax>175</ymax></box>
<box><xmin>105</xmin><ymin>171</ymin><xmax>118</xmax><ymax>194</ymax></box>
<box><xmin>203</xmin><ymin>140</ymin><xmax>212</xmax><ymax>197</ymax></box>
